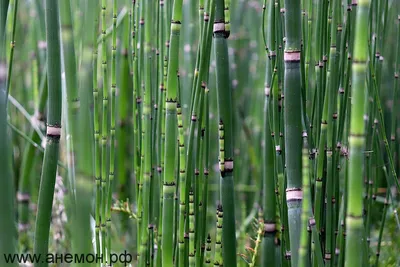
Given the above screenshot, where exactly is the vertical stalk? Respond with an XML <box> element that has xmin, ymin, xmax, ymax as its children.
<box><xmin>283</xmin><ymin>0</ymin><xmax>303</xmax><ymax>265</ymax></box>
<box><xmin>139</xmin><ymin>0</ymin><xmax>154</xmax><ymax>264</ymax></box>
<box><xmin>325</xmin><ymin>1</ymin><xmax>340</xmax><ymax>264</ymax></box>
<box><xmin>177</xmin><ymin>101</ymin><xmax>187</xmax><ymax>267</ymax></box>
<box><xmin>188</xmin><ymin>190</ymin><xmax>195</xmax><ymax>266</ymax></box>
<box><xmin>130</xmin><ymin>0</ymin><xmax>140</xmax><ymax>256</ymax></box>
<box><xmin>213</xmin><ymin>0</ymin><xmax>237</xmax><ymax>265</ymax></box>
<box><xmin>391</xmin><ymin>14</ymin><xmax>400</xmax><ymax>160</ymax></box>
<box><xmin>199</xmin><ymin>84</ymin><xmax>210</xmax><ymax>267</ymax></box>
<box><xmin>162</xmin><ymin>0</ymin><xmax>183</xmax><ymax>264</ymax></box>
<box><xmin>0</xmin><ymin>1</ymin><xmax>17</xmax><ymax>265</ymax></box>
<box><xmin>60</xmin><ymin>0</ymin><xmax>78</xmax><ymax>204</ymax></box>
<box><xmin>92</xmin><ymin>0</ymin><xmax>101</xmax><ymax>256</ymax></box>
<box><xmin>106</xmin><ymin>0</ymin><xmax>117</xmax><ymax>257</ymax></box>
<box><xmin>5</xmin><ymin>0</ymin><xmax>17</xmax><ymax>97</ymax></box>
<box><xmin>214</xmin><ymin>206</ymin><xmax>223</xmax><ymax>266</ymax></box>
<box><xmin>262</xmin><ymin>87</ymin><xmax>277</xmax><ymax>266</ymax></box>
<box><xmin>117</xmin><ymin>11</ymin><xmax>132</xmax><ymax>239</ymax></box>
<box><xmin>73</xmin><ymin>0</ymin><xmax>97</xmax><ymax>261</ymax></box>
<box><xmin>345</xmin><ymin>0</ymin><xmax>370</xmax><ymax>266</ymax></box>
<box><xmin>33</xmin><ymin>0</ymin><xmax>62</xmax><ymax>266</ymax></box>
<box><xmin>262</xmin><ymin>0</ymin><xmax>277</xmax><ymax>264</ymax></box>
<box><xmin>298</xmin><ymin>133</ymin><xmax>311</xmax><ymax>267</ymax></box>
<box><xmin>100</xmin><ymin>0</ymin><xmax>108</xmax><ymax>260</ymax></box>
<box><xmin>156</xmin><ymin>0</ymin><xmax>165</xmax><ymax>263</ymax></box>
<box><xmin>204</xmin><ymin>234</ymin><xmax>211</xmax><ymax>266</ymax></box>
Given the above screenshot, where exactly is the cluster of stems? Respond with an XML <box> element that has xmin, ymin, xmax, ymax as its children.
<box><xmin>1</xmin><ymin>0</ymin><xmax>400</xmax><ymax>267</ymax></box>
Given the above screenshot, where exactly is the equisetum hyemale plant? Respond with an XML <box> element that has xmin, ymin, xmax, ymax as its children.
<box><xmin>33</xmin><ymin>1</ymin><xmax>62</xmax><ymax>266</ymax></box>
<box><xmin>0</xmin><ymin>0</ymin><xmax>398</xmax><ymax>267</ymax></box>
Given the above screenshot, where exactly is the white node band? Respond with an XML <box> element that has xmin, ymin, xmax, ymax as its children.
<box><xmin>224</xmin><ymin>160</ymin><xmax>233</xmax><ymax>170</ymax></box>
<box><xmin>213</xmin><ymin>22</ymin><xmax>225</xmax><ymax>33</ymax></box>
<box><xmin>264</xmin><ymin>223</ymin><xmax>276</xmax><ymax>232</ymax></box>
<box><xmin>265</xmin><ymin>86</ymin><xmax>270</xmax><ymax>96</ymax></box>
<box><xmin>286</xmin><ymin>189</ymin><xmax>303</xmax><ymax>200</ymax></box>
<box><xmin>284</xmin><ymin>52</ymin><xmax>301</xmax><ymax>62</ymax></box>
<box><xmin>17</xmin><ymin>192</ymin><xmax>30</xmax><ymax>201</ymax></box>
<box><xmin>47</xmin><ymin>126</ymin><xmax>61</xmax><ymax>136</ymax></box>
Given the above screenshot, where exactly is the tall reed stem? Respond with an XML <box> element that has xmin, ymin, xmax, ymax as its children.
<box><xmin>33</xmin><ymin>1</ymin><xmax>62</xmax><ymax>266</ymax></box>
<box><xmin>345</xmin><ymin>0</ymin><xmax>370</xmax><ymax>266</ymax></box>
<box><xmin>214</xmin><ymin>0</ymin><xmax>237</xmax><ymax>265</ymax></box>
<box><xmin>283</xmin><ymin>0</ymin><xmax>303</xmax><ymax>265</ymax></box>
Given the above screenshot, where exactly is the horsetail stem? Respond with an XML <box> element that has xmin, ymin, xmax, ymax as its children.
<box><xmin>105</xmin><ymin>0</ymin><xmax>117</xmax><ymax>259</ymax></box>
<box><xmin>92</xmin><ymin>0</ymin><xmax>101</xmax><ymax>255</ymax></box>
<box><xmin>214</xmin><ymin>205</ymin><xmax>223</xmax><ymax>266</ymax></box>
<box><xmin>162</xmin><ymin>0</ymin><xmax>183</xmax><ymax>264</ymax></box>
<box><xmin>283</xmin><ymin>0</ymin><xmax>303</xmax><ymax>265</ymax></box>
<box><xmin>214</xmin><ymin>0</ymin><xmax>237</xmax><ymax>264</ymax></box>
<box><xmin>33</xmin><ymin>0</ymin><xmax>62</xmax><ymax>265</ymax></box>
<box><xmin>0</xmin><ymin>0</ymin><xmax>17</xmax><ymax>264</ymax></box>
<box><xmin>188</xmin><ymin>189</ymin><xmax>195</xmax><ymax>266</ymax></box>
<box><xmin>2</xmin><ymin>0</ymin><xmax>400</xmax><ymax>266</ymax></box>
<box><xmin>345</xmin><ymin>0</ymin><xmax>370</xmax><ymax>266</ymax></box>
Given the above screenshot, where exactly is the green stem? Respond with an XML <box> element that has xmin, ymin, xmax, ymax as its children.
<box><xmin>33</xmin><ymin>1</ymin><xmax>62</xmax><ymax>266</ymax></box>
<box><xmin>283</xmin><ymin>0</ymin><xmax>303</xmax><ymax>265</ymax></box>
<box><xmin>345</xmin><ymin>0</ymin><xmax>370</xmax><ymax>266</ymax></box>
<box><xmin>162</xmin><ymin>0</ymin><xmax>183</xmax><ymax>264</ymax></box>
